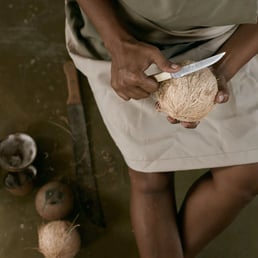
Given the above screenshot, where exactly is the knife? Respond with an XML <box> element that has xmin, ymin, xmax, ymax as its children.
<box><xmin>153</xmin><ymin>52</ymin><xmax>225</xmax><ymax>82</ymax></box>
<box><xmin>63</xmin><ymin>60</ymin><xmax>106</xmax><ymax>227</ymax></box>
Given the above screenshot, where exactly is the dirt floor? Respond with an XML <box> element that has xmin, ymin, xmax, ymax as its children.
<box><xmin>1</xmin><ymin>1</ymin><xmax>258</xmax><ymax>258</ymax></box>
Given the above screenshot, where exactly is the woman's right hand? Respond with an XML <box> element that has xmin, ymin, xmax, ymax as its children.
<box><xmin>108</xmin><ymin>38</ymin><xmax>181</xmax><ymax>101</ymax></box>
<box><xmin>76</xmin><ymin>0</ymin><xmax>180</xmax><ymax>100</ymax></box>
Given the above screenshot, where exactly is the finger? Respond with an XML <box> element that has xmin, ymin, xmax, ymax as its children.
<box><xmin>215</xmin><ymin>90</ymin><xmax>229</xmax><ymax>104</ymax></box>
<box><xmin>113</xmin><ymin>76</ymin><xmax>152</xmax><ymax>100</ymax></box>
<box><xmin>150</xmin><ymin>48</ymin><xmax>181</xmax><ymax>73</ymax></box>
<box><xmin>118</xmin><ymin>70</ymin><xmax>158</xmax><ymax>94</ymax></box>
<box><xmin>117</xmin><ymin>87</ymin><xmax>150</xmax><ymax>100</ymax></box>
<box><xmin>129</xmin><ymin>72</ymin><xmax>159</xmax><ymax>93</ymax></box>
<box><xmin>180</xmin><ymin>121</ymin><xmax>200</xmax><ymax>129</ymax></box>
<box><xmin>116</xmin><ymin>91</ymin><xmax>131</xmax><ymax>101</ymax></box>
<box><xmin>155</xmin><ymin>101</ymin><xmax>161</xmax><ymax>111</ymax></box>
<box><xmin>167</xmin><ymin>116</ymin><xmax>180</xmax><ymax>124</ymax></box>
<box><xmin>215</xmin><ymin>75</ymin><xmax>229</xmax><ymax>104</ymax></box>
<box><xmin>112</xmin><ymin>72</ymin><xmax>143</xmax><ymax>100</ymax></box>
<box><xmin>125</xmin><ymin>87</ymin><xmax>150</xmax><ymax>100</ymax></box>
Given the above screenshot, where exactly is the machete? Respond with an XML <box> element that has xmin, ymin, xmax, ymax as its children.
<box><xmin>63</xmin><ymin>60</ymin><xmax>106</xmax><ymax>227</ymax></box>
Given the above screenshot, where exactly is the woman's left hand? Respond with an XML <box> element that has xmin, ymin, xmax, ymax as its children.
<box><xmin>161</xmin><ymin>70</ymin><xmax>230</xmax><ymax>129</ymax></box>
<box><xmin>213</xmin><ymin>70</ymin><xmax>229</xmax><ymax>104</ymax></box>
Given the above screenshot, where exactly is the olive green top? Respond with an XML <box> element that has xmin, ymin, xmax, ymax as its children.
<box><xmin>65</xmin><ymin>0</ymin><xmax>257</xmax><ymax>60</ymax></box>
<box><xmin>119</xmin><ymin>0</ymin><xmax>257</xmax><ymax>28</ymax></box>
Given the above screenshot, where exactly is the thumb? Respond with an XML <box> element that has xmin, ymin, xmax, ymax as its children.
<box><xmin>151</xmin><ymin>49</ymin><xmax>181</xmax><ymax>73</ymax></box>
<box><xmin>214</xmin><ymin>74</ymin><xmax>229</xmax><ymax>104</ymax></box>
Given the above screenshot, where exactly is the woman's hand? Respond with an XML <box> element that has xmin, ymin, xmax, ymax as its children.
<box><xmin>164</xmin><ymin>68</ymin><xmax>230</xmax><ymax>129</ymax></box>
<box><xmin>109</xmin><ymin>39</ymin><xmax>180</xmax><ymax>101</ymax></box>
<box><xmin>213</xmin><ymin>69</ymin><xmax>229</xmax><ymax>104</ymax></box>
<box><xmin>76</xmin><ymin>0</ymin><xmax>180</xmax><ymax>101</ymax></box>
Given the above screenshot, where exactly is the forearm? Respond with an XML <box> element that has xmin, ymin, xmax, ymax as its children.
<box><xmin>214</xmin><ymin>23</ymin><xmax>258</xmax><ymax>81</ymax></box>
<box><xmin>76</xmin><ymin>0</ymin><xmax>134</xmax><ymax>53</ymax></box>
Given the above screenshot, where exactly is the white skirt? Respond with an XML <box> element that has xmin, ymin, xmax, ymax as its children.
<box><xmin>65</xmin><ymin>22</ymin><xmax>258</xmax><ymax>172</ymax></box>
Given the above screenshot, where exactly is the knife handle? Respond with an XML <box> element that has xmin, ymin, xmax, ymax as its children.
<box><xmin>152</xmin><ymin>72</ymin><xmax>171</xmax><ymax>82</ymax></box>
<box><xmin>63</xmin><ymin>61</ymin><xmax>81</xmax><ymax>105</ymax></box>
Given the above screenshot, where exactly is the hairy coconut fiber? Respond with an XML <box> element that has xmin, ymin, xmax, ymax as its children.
<box><xmin>38</xmin><ymin>220</ymin><xmax>81</xmax><ymax>258</ymax></box>
<box><xmin>155</xmin><ymin>66</ymin><xmax>218</xmax><ymax>122</ymax></box>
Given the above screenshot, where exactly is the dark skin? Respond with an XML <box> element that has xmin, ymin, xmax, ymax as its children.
<box><xmin>76</xmin><ymin>1</ymin><xmax>258</xmax><ymax>257</ymax></box>
<box><xmin>76</xmin><ymin>0</ymin><xmax>233</xmax><ymax>128</ymax></box>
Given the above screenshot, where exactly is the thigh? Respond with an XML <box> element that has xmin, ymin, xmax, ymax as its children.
<box><xmin>211</xmin><ymin>163</ymin><xmax>258</xmax><ymax>195</ymax></box>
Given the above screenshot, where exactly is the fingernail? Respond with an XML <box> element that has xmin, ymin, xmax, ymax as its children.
<box><xmin>218</xmin><ymin>94</ymin><xmax>224</xmax><ymax>103</ymax></box>
<box><xmin>171</xmin><ymin>64</ymin><xmax>178</xmax><ymax>69</ymax></box>
<box><xmin>155</xmin><ymin>101</ymin><xmax>161</xmax><ymax>110</ymax></box>
<box><xmin>224</xmin><ymin>94</ymin><xmax>229</xmax><ymax>102</ymax></box>
<box><xmin>167</xmin><ymin>116</ymin><xmax>178</xmax><ymax>123</ymax></box>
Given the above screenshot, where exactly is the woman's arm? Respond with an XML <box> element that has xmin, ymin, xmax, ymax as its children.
<box><xmin>76</xmin><ymin>0</ymin><xmax>132</xmax><ymax>49</ymax></box>
<box><xmin>214</xmin><ymin>23</ymin><xmax>258</xmax><ymax>82</ymax></box>
<box><xmin>211</xmin><ymin>22</ymin><xmax>258</xmax><ymax>105</ymax></box>
<box><xmin>76</xmin><ymin>0</ymin><xmax>180</xmax><ymax>100</ymax></box>
<box><xmin>168</xmin><ymin>23</ymin><xmax>258</xmax><ymax>128</ymax></box>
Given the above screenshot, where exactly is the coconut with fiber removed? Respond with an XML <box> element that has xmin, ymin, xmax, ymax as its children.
<box><xmin>35</xmin><ymin>181</ymin><xmax>74</xmax><ymax>221</ymax></box>
<box><xmin>155</xmin><ymin>64</ymin><xmax>218</xmax><ymax>122</ymax></box>
<box><xmin>0</xmin><ymin>133</ymin><xmax>37</xmax><ymax>172</ymax></box>
<box><xmin>4</xmin><ymin>165</ymin><xmax>37</xmax><ymax>196</ymax></box>
<box><xmin>38</xmin><ymin>220</ymin><xmax>81</xmax><ymax>258</ymax></box>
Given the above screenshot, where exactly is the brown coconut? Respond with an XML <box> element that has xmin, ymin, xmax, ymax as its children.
<box><xmin>35</xmin><ymin>181</ymin><xmax>74</xmax><ymax>221</ymax></box>
<box><xmin>38</xmin><ymin>220</ymin><xmax>81</xmax><ymax>258</ymax></box>
<box><xmin>4</xmin><ymin>165</ymin><xmax>37</xmax><ymax>196</ymax></box>
<box><xmin>155</xmin><ymin>65</ymin><xmax>218</xmax><ymax>122</ymax></box>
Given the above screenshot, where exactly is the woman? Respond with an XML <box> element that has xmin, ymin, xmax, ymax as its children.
<box><xmin>65</xmin><ymin>1</ymin><xmax>258</xmax><ymax>257</ymax></box>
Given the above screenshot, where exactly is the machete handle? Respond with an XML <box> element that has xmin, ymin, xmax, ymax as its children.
<box><xmin>63</xmin><ymin>61</ymin><xmax>81</xmax><ymax>105</ymax></box>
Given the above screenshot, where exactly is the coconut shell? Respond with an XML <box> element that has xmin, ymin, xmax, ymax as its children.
<box><xmin>35</xmin><ymin>181</ymin><xmax>74</xmax><ymax>221</ymax></box>
<box><xmin>155</xmin><ymin>65</ymin><xmax>218</xmax><ymax>122</ymax></box>
<box><xmin>4</xmin><ymin>165</ymin><xmax>37</xmax><ymax>196</ymax></box>
<box><xmin>38</xmin><ymin>220</ymin><xmax>81</xmax><ymax>258</ymax></box>
<box><xmin>0</xmin><ymin>133</ymin><xmax>37</xmax><ymax>172</ymax></box>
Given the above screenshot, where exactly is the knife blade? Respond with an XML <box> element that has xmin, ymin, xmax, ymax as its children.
<box><xmin>63</xmin><ymin>60</ymin><xmax>106</xmax><ymax>227</ymax></box>
<box><xmin>153</xmin><ymin>52</ymin><xmax>225</xmax><ymax>82</ymax></box>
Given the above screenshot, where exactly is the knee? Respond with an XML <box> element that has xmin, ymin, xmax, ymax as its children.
<box><xmin>128</xmin><ymin>168</ymin><xmax>172</xmax><ymax>194</ymax></box>
<box><xmin>212</xmin><ymin>163</ymin><xmax>258</xmax><ymax>201</ymax></box>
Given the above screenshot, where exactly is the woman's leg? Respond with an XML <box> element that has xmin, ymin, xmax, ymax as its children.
<box><xmin>128</xmin><ymin>168</ymin><xmax>184</xmax><ymax>258</ymax></box>
<box><xmin>178</xmin><ymin>163</ymin><xmax>258</xmax><ymax>258</ymax></box>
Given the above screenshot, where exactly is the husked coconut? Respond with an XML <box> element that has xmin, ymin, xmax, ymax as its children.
<box><xmin>35</xmin><ymin>181</ymin><xmax>74</xmax><ymax>221</ymax></box>
<box><xmin>0</xmin><ymin>133</ymin><xmax>37</xmax><ymax>172</ymax></box>
<box><xmin>155</xmin><ymin>65</ymin><xmax>218</xmax><ymax>122</ymax></box>
<box><xmin>4</xmin><ymin>165</ymin><xmax>37</xmax><ymax>196</ymax></box>
<box><xmin>38</xmin><ymin>220</ymin><xmax>81</xmax><ymax>258</ymax></box>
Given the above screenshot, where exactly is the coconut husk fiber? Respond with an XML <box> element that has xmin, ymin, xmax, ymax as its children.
<box><xmin>38</xmin><ymin>220</ymin><xmax>81</xmax><ymax>258</ymax></box>
<box><xmin>155</xmin><ymin>65</ymin><xmax>218</xmax><ymax>122</ymax></box>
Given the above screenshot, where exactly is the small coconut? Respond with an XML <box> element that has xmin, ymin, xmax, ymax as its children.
<box><xmin>38</xmin><ymin>220</ymin><xmax>81</xmax><ymax>258</ymax></box>
<box><xmin>35</xmin><ymin>181</ymin><xmax>74</xmax><ymax>221</ymax></box>
<box><xmin>155</xmin><ymin>64</ymin><xmax>218</xmax><ymax>122</ymax></box>
<box><xmin>4</xmin><ymin>165</ymin><xmax>37</xmax><ymax>196</ymax></box>
<box><xmin>0</xmin><ymin>133</ymin><xmax>37</xmax><ymax>172</ymax></box>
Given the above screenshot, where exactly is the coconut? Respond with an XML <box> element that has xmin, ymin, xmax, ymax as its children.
<box><xmin>4</xmin><ymin>165</ymin><xmax>37</xmax><ymax>196</ymax></box>
<box><xmin>38</xmin><ymin>220</ymin><xmax>81</xmax><ymax>258</ymax></box>
<box><xmin>35</xmin><ymin>181</ymin><xmax>74</xmax><ymax>221</ymax></box>
<box><xmin>155</xmin><ymin>65</ymin><xmax>218</xmax><ymax>122</ymax></box>
<box><xmin>0</xmin><ymin>133</ymin><xmax>37</xmax><ymax>172</ymax></box>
